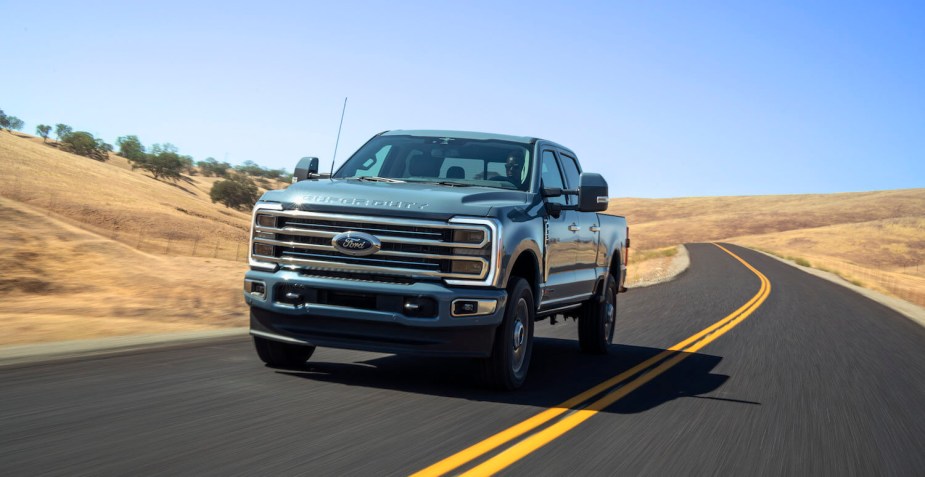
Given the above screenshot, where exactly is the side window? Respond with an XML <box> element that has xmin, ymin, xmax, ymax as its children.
<box><xmin>559</xmin><ymin>153</ymin><xmax>581</xmax><ymax>205</ymax></box>
<box><xmin>541</xmin><ymin>150</ymin><xmax>567</xmax><ymax>206</ymax></box>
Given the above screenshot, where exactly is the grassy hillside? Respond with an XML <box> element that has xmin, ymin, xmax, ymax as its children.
<box><xmin>608</xmin><ymin>189</ymin><xmax>925</xmax><ymax>306</ymax></box>
<box><xmin>0</xmin><ymin>133</ymin><xmax>258</xmax><ymax>258</ymax></box>
<box><xmin>0</xmin><ymin>196</ymin><xmax>245</xmax><ymax>344</ymax></box>
<box><xmin>0</xmin><ymin>132</ymin><xmax>285</xmax><ymax>345</ymax></box>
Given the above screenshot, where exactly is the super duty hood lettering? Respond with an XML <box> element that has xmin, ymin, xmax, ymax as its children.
<box><xmin>300</xmin><ymin>195</ymin><xmax>429</xmax><ymax>210</ymax></box>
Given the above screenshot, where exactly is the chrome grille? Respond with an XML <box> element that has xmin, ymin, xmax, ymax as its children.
<box><xmin>249</xmin><ymin>209</ymin><xmax>495</xmax><ymax>283</ymax></box>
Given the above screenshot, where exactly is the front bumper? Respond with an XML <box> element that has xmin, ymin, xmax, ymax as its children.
<box><xmin>244</xmin><ymin>269</ymin><xmax>507</xmax><ymax>357</ymax></box>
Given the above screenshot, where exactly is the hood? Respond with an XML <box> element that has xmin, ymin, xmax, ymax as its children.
<box><xmin>260</xmin><ymin>178</ymin><xmax>530</xmax><ymax>220</ymax></box>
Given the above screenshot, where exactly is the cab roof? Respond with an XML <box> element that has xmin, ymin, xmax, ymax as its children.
<box><xmin>381</xmin><ymin>129</ymin><xmax>537</xmax><ymax>144</ymax></box>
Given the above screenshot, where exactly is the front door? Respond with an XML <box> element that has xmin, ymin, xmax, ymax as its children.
<box><xmin>539</xmin><ymin>149</ymin><xmax>584</xmax><ymax>306</ymax></box>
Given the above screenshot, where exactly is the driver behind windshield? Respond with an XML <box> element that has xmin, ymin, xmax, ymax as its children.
<box><xmin>504</xmin><ymin>151</ymin><xmax>526</xmax><ymax>190</ymax></box>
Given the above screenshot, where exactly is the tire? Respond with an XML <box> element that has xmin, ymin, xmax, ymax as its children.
<box><xmin>253</xmin><ymin>336</ymin><xmax>315</xmax><ymax>368</ymax></box>
<box><xmin>579</xmin><ymin>273</ymin><xmax>618</xmax><ymax>354</ymax></box>
<box><xmin>484</xmin><ymin>277</ymin><xmax>535</xmax><ymax>391</ymax></box>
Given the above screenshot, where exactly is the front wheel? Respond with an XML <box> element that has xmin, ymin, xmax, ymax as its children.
<box><xmin>253</xmin><ymin>336</ymin><xmax>315</xmax><ymax>368</ymax></box>
<box><xmin>484</xmin><ymin>277</ymin><xmax>535</xmax><ymax>390</ymax></box>
<box><xmin>579</xmin><ymin>273</ymin><xmax>618</xmax><ymax>354</ymax></box>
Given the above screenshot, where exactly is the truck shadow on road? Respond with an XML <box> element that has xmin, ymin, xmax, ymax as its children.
<box><xmin>278</xmin><ymin>337</ymin><xmax>760</xmax><ymax>414</ymax></box>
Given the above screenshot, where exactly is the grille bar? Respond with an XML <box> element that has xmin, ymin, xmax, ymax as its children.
<box><xmin>279</xmin><ymin>250</ymin><xmax>443</xmax><ymax>270</ymax></box>
<box><xmin>253</xmin><ymin>253</ymin><xmax>487</xmax><ymax>280</ymax></box>
<box><xmin>282</xmin><ymin>221</ymin><xmax>444</xmax><ymax>241</ymax></box>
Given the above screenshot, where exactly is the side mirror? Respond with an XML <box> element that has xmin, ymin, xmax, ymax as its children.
<box><xmin>293</xmin><ymin>157</ymin><xmax>320</xmax><ymax>182</ymax></box>
<box><xmin>577</xmin><ymin>173</ymin><xmax>609</xmax><ymax>212</ymax></box>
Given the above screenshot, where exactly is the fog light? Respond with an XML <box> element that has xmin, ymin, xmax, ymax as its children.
<box><xmin>403</xmin><ymin>297</ymin><xmax>437</xmax><ymax>318</ymax></box>
<box><xmin>244</xmin><ymin>279</ymin><xmax>266</xmax><ymax>299</ymax></box>
<box><xmin>254</xmin><ymin>243</ymin><xmax>275</xmax><ymax>257</ymax></box>
<box><xmin>452</xmin><ymin>299</ymin><xmax>497</xmax><ymax>317</ymax></box>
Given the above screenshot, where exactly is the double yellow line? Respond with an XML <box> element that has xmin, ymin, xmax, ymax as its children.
<box><xmin>413</xmin><ymin>244</ymin><xmax>771</xmax><ymax>476</ymax></box>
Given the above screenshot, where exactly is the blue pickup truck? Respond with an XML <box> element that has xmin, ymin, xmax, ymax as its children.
<box><xmin>243</xmin><ymin>130</ymin><xmax>629</xmax><ymax>389</ymax></box>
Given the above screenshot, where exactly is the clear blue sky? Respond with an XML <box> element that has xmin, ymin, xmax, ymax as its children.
<box><xmin>4</xmin><ymin>1</ymin><xmax>923</xmax><ymax>198</ymax></box>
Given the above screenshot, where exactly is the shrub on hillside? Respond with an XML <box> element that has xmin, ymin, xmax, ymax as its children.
<box><xmin>55</xmin><ymin>124</ymin><xmax>72</xmax><ymax>141</ymax></box>
<box><xmin>61</xmin><ymin>131</ymin><xmax>110</xmax><ymax>161</ymax></box>
<box><xmin>1</xmin><ymin>115</ymin><xmax>24</xmax><ymax>133</ymax></box>
<box><xmin>197</xmin><ymin>157</ymin><xmax>231</xmax><ymax>177</ymax></box>
<box><xmin>210</xmin><ymin>174</ymin><xmax>259</xmax><ymax>210</ymax></box>
<box><xmin>36</xmin><ymin>124</ymin><xmax>52</xmax><ymax>142</ymax></box>
<box><xmin>131</xmin><ymin>151</ymin><xmax>189</xmax><ymax>182</ymax></box>
<box><xmin>233</xmin><ymin>160</ymin><xmax>288</xmax><ymax>181</ymax></box>
<box><xmin>116</xmin><ymin>135</ymin><xmax>147</xmax><ymax>162</ymax></box>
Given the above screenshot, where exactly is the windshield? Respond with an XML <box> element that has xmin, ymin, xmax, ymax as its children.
<box><xmin>333</xmin><ymin>135</ymin><xmax>533</xmax><ymax>191</ymax></box>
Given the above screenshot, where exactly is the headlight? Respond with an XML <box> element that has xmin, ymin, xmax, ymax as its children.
<box><xmin>446</xmin><ymin>217</ymin><xmax>500</xmax><ymax>287</ymax></box>
<box><xmin>451</xmin><ymin>260</ymin><xmax>484</xmax><ymax>275</ymax></box>
<box><xmin>254</xmin><ymin>243</ymin><xmax>275</xmax><ymax>257</ymax></box>
<box><xmin>453</xmin><ymin>229</ymin><xmax>484</xmax><ymax>244</ymax></box>
<box><xmin>256</xmin><ymin>214</ymin><xmax>276</xmax><ymax>228</ymax></box>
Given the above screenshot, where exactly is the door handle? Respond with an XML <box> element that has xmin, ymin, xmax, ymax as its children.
<box><xmin>589</xmin><ymin>225</ymin><xmax>600</xmax><ymax>233</ymax></box>
<box><xmin>568</xmin><ymin>224</ymin><xmax>580</xmax><ymax>232</ymax></box>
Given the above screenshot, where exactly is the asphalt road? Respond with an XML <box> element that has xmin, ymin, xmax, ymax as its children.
<box><xmin>2</xmin><ymin>243</ymin><xmax>924</xmax><ymax>476</ymax></box>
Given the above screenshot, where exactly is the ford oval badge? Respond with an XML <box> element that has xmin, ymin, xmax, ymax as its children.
<box><xmin>332</xmin><ymin>232</ymin><xmax>381</xmax><ymax>257</ymax></box>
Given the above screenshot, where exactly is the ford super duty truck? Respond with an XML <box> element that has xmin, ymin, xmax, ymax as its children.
<box><xmin>243</xmin><ymin>130</ymin><xmax>628</xmax><ymax>389</ymax></box>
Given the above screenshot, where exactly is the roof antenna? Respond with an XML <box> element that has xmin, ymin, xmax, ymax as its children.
<box><xmin>330</xmin><ymin>97</ymin><xmax>348</xmax><ymax>177</ymax></box>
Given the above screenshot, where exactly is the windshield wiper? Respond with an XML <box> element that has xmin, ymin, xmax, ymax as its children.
<box><xmin>353</xmin><ymin>176</ymin><xmax>405</xmax><ymax>183</ymax></box>
<box><xmin>434</xmin><ymin>181</ymin><xmax>475</xmax><ymax>187</ymax></box>
<box><xmin>401</xmin><ymin>178</ymin><xmax>476</xmax><ymax>187</ymax></box>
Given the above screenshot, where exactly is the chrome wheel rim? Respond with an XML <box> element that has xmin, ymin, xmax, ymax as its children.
<box><xmin>604</xmin><ymin>286</ymin><xmax>616</xmax><ymax>343</ymax></box>
<box><xmin>511</xmin><ymin>298</ymin><xmax>528</xmax><ymax>374</ymax></box>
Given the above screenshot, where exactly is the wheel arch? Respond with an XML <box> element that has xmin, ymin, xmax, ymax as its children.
<box><xmin>505</xmin><ymin>250</ymin><xmax>541</xmax><ymax>308</ymax></box>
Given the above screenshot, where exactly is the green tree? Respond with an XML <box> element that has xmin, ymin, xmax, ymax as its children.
<box><xmin>131</xmin><ymin>149</ymin><xmax>186</xmax><ymax>182</ymax></box>
<box><xmin>197</xmin><ymin>157</ymin><xmax>231</xmax><ymax>177</ymax></box>
<box><xmin>180</xmin><ymin>154</ymin><xmax>195</xmax><ymax>175</ymax></box>
<box><xmin>55</xmin><ymin>124</ymin><xmax>72</xmax><ymax>141</ymax></box>
<box><xmin>234</xmin><ymin>160</ymin><xmax>265</xmax><ymax>176</ymax></box>
<box><xmin>115</xmin><ymin>135</ymin><xmax>146</xmax><ymax>162</ymax></box>
<box><xmin>36</xmin><ymin>124</ymin><xmax>52</xmax><ymax>142</ymax></box>
<box><xmin>61</xmin><ymin>131</ymin><xmax>109</xmax><ymax>161</ymax></box>
<box><xmin>0</xmin><ymin>109</ymin><xmax>7</xmax><ymax>131</ymax></box>
<box><xmin>210</xmin><ymin>174</ymin><xmax>259</xmax><ymax>209</ymax></box>
<box><xmin>6</xmin><ymin>117</ymin><xmax>24</xmax><ymax>132</ymax></box>
<box><xmin>149</xmin><ymin>143</ymin><xmax>178</xmax><ymax>156</ymax></box>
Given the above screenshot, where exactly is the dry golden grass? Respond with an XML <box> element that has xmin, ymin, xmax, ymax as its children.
<box><xmin>0</xmin><ymin>132</ymin><xmax>290</xmax><ymax>345</ymax></box>
<box><xmin>608</xmin><ymin>189</ymin><xmax>925</xmax><ymax>306</ymax></box>
<box><xmin>626</xmin><ymin>246</ymin><xmax>687</xmax><ymax>286</ymax></box>
<box><xmin>1</xmin><ymin>133</ymin><xmax>252</xmax><ymax>246</ymax></box>
<box><xmin>0</xmin><ymin>196</ymin><xmax>247</xmax><ymax>345</ymax></box>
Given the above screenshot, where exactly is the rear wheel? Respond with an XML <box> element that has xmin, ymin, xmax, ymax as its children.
<box><xmin>253</xmin><ymin>336</ymin><xmax>315</xmax><ymax>368</ymax></box>
<box><xmin>579</xmin><ymin>273</ymin><xmax>618</xmax><ymax>354</ymax></box>
<box><xmin>484</xmin><ymin>277</ymin><xmax>534</xmax><ymax>390</ymax></box>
